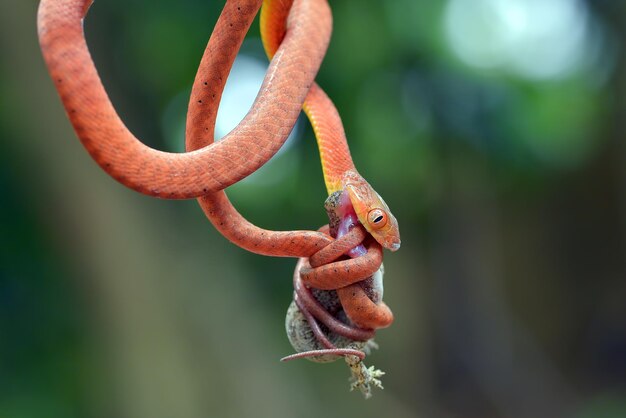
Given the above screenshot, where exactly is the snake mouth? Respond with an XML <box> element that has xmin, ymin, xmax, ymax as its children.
<box><xmin>338</xmin><ymin>215</ymin><xmax>368</xmax><ymax>258</ymax></box>
<box><xmin>335</xmin><ymin>192</ymin><xmax>368</xmax><ymax>258</ymax></box>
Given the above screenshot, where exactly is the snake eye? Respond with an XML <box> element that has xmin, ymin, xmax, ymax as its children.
<box><xmin>367</xmin><ymin>209</ymin><xmax>388</xmax><ymax>230</ymax></box>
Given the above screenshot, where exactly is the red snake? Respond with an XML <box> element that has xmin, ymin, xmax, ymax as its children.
<box><xmin>37</xmin><ymin>0</ymin><xmax>400</xmax><ymax>360</ymax></box>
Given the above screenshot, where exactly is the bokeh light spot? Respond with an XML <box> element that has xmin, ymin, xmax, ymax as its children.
<box><xmin>444</xmin><ymin>0</ymin><xmax>592</xmax><ymax>80</ymax></box>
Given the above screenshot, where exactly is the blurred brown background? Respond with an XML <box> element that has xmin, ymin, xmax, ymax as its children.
<box><xmin>1</xmin><ymin>0</ymin><xmax>625</xmax><ymax>417</ymax></box>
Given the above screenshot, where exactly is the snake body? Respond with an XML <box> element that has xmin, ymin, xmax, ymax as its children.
<box><xmin>38</xmin><ymin>0</ymin><xmax>399</xmax><ymax>356</ymax></box>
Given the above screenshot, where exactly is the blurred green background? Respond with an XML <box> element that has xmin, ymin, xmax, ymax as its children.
<box><xmin>2</xmin><ymin>0</ymin><xmax>626</xmax><ymax>417</ymax></box>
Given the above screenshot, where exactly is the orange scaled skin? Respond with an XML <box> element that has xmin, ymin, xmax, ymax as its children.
<box><xmin>37</xmin><ymin>0</ymin><xmax>329</xmax><ymax>199</ymax></box>
<box><xmin>260</xmin><ymin>0</ymin><xmax>398</xmax><ymax>329</ymax></box>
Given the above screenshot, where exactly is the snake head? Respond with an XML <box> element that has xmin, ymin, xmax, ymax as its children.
<box><xmin>341</xmin><ymin>170</ymin><xmax>401</xmax><ymax>251</ymax></box>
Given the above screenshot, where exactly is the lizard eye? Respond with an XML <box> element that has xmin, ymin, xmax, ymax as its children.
<box><xmin>367</xmin><ymin>209</ymin><xmax>388</xmax><ymax>230</ymax></box>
